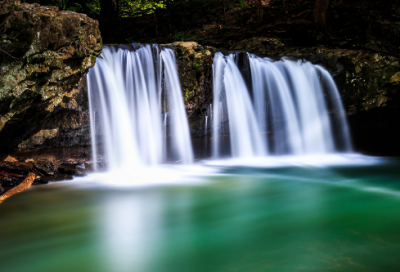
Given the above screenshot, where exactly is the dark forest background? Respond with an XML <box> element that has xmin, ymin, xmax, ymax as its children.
<box><xmin>18</xmin><ymin>0</ymin><xmax>400</xmax><ymax>53</ymax></box>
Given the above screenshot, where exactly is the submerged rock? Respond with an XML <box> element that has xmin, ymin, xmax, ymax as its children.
<box><xmin>33</xmin><ymin>161</ymin><xmax>56</xmax><ymax>176</ymax></box>
<box><xmin>58</xmin><ymin>163</ymin><xmax>86</xmax><ymax>177</ymax></box>
<box><xmin>0</xmin><ymin>1</ymin><xmax>101</xmax><ymax>158</ymax></box>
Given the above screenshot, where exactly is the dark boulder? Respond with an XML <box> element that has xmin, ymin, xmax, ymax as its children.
<box><xmin>0</xmin><ymin>0</ymin><xmax>102</xmax><ymax>158</ymax></box>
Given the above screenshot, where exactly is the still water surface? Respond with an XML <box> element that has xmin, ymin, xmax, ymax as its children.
<box><xmin>1</xmin><ymin>159</ymin><xmax>400</xmax><ymax>272</ymax></box>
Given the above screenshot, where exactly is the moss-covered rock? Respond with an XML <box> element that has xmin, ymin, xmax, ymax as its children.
<box><xmin>0</xmin><ymin>1</ymin><xmax>101</xmax><ymax>157</ymax></box>
<box><xmin>17</xmin><ymin>128</ymin><xmax>59</xmax><ymax>149</ymax></box>
<box><xmin>17</xmin><ymin>76</ymin><xmax>91</xmax><ymax>150</ymax></box>
<box><xmin>229</xmin><ymin>37</ymin><xmax>400</xmax><ymax>116</ymax></box>
<box><xmin>164</xmin><ymin>42</ymin><xmax>216</xmax><ymax>137</ymax></box>
<box><xmin>166</xmin><ymin>42</ymin><xmax>215</xmax><ymax>117</ymax></box>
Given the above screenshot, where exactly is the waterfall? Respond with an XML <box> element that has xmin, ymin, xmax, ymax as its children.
<box><xmin>204</xmin><ymin>116</ymin><xmax>208</xmax><ymax>135</ymax></box>
<box><xmin>87</xmin><ymin>45</ymin><xmax>193</xmax><ymax>170</ymax></box>
<box><xmin>87</xmin><ymin>43</ymin><xmax>352</xmax><ymax>171</ymax></box>
<box><xmin>161</xmin><ymin>49</ymin><xmax>194</xmax><ymax>164</ymax></box>
<box><xmin>212</xmin><ymin>53</ymin><xmax>352</xmax><ymax>158</ymax></box>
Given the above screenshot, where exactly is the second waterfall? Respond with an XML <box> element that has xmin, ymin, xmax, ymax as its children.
<box><xmin>212</xmin><ymin>52</ymin><xmax>352</xmax><ymax>158</ymax></box>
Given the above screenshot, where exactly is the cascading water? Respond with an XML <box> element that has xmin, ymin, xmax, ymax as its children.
<box><xmin>212</xmin><ymin>53</ymin><xmax>266</xmax><ymax>158</ymax></box>
<box><xmin>87</xmin><ymin>45</ymin><xmax>193</xmax><ymax>171</ymax></box>
<box><xmin>87</xmin><ymin>42</ymin><xmax>353</xmax><ymax>174</ymax></box>
<box><xmin>212</xmin><ymin>53</ymin><xmax>352</xmax><ymax>158</ymax></box>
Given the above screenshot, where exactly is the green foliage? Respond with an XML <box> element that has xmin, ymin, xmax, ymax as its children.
<box><xmin>25</xmin><ymin>0</ymin><xmax>246</xmax><ymax>21</ymax></box>
<box><xmin>172</xmin><ymin>30</ymin><xmax>199</xmax><ymax>41</ymax></box>
<box><xmin>85</xmin><ymin>0</ymin><xmax>101</xmax><ymax>18</ymax></box>
<box><xmin>119</xmin><ymin>0</ymin><xmax>167</xmax><ymax>17</ymax></box>
<box><xmin>24</xmin><ymin>0</ymin><xmax>258</xmax><ymax>44</ymax></box>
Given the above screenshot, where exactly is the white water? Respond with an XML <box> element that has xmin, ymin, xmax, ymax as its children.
<box><xmin>212</xmin><ymin>53</ymin><xmax>352</xmax><ymax>158</ymax></box>
<box><xmin>84</xmin><ymin>46</ymin><xmax>357</xmax><ymax>186</ymax></box>
<box><xmin>212</xmin><ymin>53</ymin><xmax>266</xmax><ymax>158</ymax></box>
<box><xmin>205</xmin><ymin>116</ymin><xmax>208</xmax><ymax>135</ymax></box>
<box><xmin>161</xmin><ymin>49</ymin><xmax>194</xmax><ymax>164</ymax></box>
<box><xmin>87</xmin><ymin>45</ymin><xmax>193</xmax><ymax>171</ymax></box>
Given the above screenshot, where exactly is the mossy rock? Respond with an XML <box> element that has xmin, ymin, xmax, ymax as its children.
<box><xmin>0</xmin><ymin>1</ymin><xmax>102</xmax><ymax>157</ymax></box>
<box><xmin>165</xmin><ymin>42</ymin><xmax>216</xmax><ymax>118</ymax></box>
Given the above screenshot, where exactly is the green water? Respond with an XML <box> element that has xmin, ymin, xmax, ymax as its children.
<box><xmin>1</xmin><ymin>162</ymin><xmax>400</xmax><ymax>272</ymax></box>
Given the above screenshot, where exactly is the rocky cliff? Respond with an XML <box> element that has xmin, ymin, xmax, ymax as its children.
<box><xmin>13</xmin><ymin>39</ymin><xmax>400</xmax><ymax>155</ymax></box>
<box><xmin>0</xmin><ymin>3</ymin><xmax>397</xmax><ymax>156</ymax></box>
<box><xmin>0</xmin><ymin>0</ymin><xmax>101</xmax><ymax>158</ymax></box>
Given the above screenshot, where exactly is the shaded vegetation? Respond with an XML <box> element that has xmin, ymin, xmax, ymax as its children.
<box><xmin>16</xmin><ymin>0</ymin><xmax>399</xmax><ymax>56</ymax></box>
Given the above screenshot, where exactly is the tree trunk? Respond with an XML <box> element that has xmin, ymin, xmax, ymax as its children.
<box><xmin>313</xmin><ymin>0</ymin><xmax>331</xmax><ymax>32</ymax></box>
<box><xmin>255</xmin><ymin>0</ymin><xmax>263</xmax><ymax>24</ymax></box>
<box><xmin>101</xmin><ymin>0</ymin><xmax>118</xmax><ymax>20</ymax></box>
<box><xmin>75</xmin><ymin>0</ymin><xmax>90</xmax><ymax>15</ymax></box>
<box><xmin>0</xmin><ymin>173</ymin><xmax>35</xmax><ymax>202</ymax></box>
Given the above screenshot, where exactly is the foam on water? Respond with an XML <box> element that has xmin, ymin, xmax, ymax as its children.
<box><xmin>204</xmin><ymin>153</ymin><xmax>383</xmax><ymax>168</ymax></box>
<box><xmin>73</xmin><ymin>165</ymin><xmax>218</xmax><ymax>187</ymax></box>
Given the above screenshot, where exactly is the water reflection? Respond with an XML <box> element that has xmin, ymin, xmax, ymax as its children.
<box><xmin>1</xmin><ymin>160</ymin><xmax>400</xmax><ymax>272</ymax></box>
<box><xmin>100</xmin><ymin>191</ymin><xmax>164</xmax><ymax>272</ymax></box>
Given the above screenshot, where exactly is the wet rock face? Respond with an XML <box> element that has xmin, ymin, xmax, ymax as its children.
<box><xmin>0</xmin><ymin>1</ymin><xmax>101</xmax><ymax>157</ymax></box>
<box><xmin>167</xmin><ymin>42</ymin><xmax>215</xmax><ymax>116</ymax></box>
<box><xmin>167</xmin><ymin>39</ymin><xmax>400</xmax><ymax>142</ymax></box>
<box><xmin>6</xmin><ymin>33</ymin><xmax>399</xmax><ymax>156</ymax></box>
<box><xmin>17</xmin><ymin>77</ymin><xmax>91</xmax><ymax>150</ymax></box>
<box><xmin>229</xmin><ymin>37</ymin><xmax>400</xmax><ymax>115</ymax></box>
<box><xmin>166</xmin><ymin>42</ymin><xmax>215</xmax><ymax>137</ymax></box>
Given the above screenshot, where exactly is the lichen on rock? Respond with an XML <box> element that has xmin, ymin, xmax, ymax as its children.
<box><xmin>164</xmin><ymin>42</ymin><xmax>215</xmax><ymax>137</ymax></box>
<box><xmin>0</xmin><ymin>0</ymin><xmax>102</xmax><ymax>157</ymax></box>
<box><xmin>166</xmin><ymin>42</ymin><xmax>215</xmax><ymax>118</ymax></box>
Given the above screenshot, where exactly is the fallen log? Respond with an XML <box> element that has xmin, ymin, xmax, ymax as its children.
<box><xmin>0</xmin><ymin>173</ymin><xmax>36</xmax><ymax>203</ymax></box>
